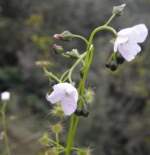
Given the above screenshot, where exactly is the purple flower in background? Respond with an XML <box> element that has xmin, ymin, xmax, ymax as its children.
<box><xmin>46</xmin><ymin>83</ymin><xmax>78</xmax><ymax>116</ymax></box>
<box><xmin>114</xmin><ymin>24</ymin><xmax>148</xmax><ymax>61</ymax></box>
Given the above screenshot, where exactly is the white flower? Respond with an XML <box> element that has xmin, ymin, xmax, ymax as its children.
<box><xmin>46</xmin><ymin>83</ymin><xmax>78</xmax><ymax>116</ymax></box>
<box><xmin>114</xmin><ymin>24</ymin><xmax>148</xmax><ymax>61</ymax></box>
<box><xmin>1</xmin><ymin>91</ymin><xmax>10</xmax><ymax>101</ymax></box>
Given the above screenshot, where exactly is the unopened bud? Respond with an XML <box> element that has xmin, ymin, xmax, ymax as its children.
<box><xmin>113</xmin><ymin>3</ymin><xmax>126</xmax><ymax>16</ymax></box>
<box><xmin>35</xmin><ymin>60</ymin><xmax>51</xmax><ymax>67</ymax></box>
<box><xmin>85</xmin><ymin>88</ymin><xmax>94</xmax><ymax>104</ymax></box>
<box><xmin>66</xmin><ymin>49</ymin><xmax>80</xmax><ymax>59</ymax></box>
<box><xmin>77</xmin><ymin>148</ymin><xmax>92</xmax><ymax>155</ymax></box>
<box><xmin>53</xmin><ymin>34</ymin><xmax>62</xmax><ymax>40</ymax></box>
<box><xmin>52</xmin><ymin>44</ymin><xmax>64</xmax><ymax>54</ymax></box>
<box><xmin>53</xmin><ymin>31</ymin><xmax>74</xmax><ymax>41</ymax></box>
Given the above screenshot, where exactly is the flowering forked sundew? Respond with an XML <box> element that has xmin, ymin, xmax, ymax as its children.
<box><xmin>114</xmin><ymin>24</ymin><xmax>148</xmax><ymax>61</ymax></box>
<box><xmin>41</xmin><ymin>4</ymin><xmax>149</xmax><ymax>155</ymax></box>
<box><xmin>46</xmin><ymin>82</ymin><xmax>78</xmax><ymax>116</ymax></box>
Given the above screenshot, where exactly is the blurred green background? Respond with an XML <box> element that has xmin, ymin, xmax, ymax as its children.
<box><xmin>0</xmin><ymin>0</ymin><xmax>150</xmax><ymax>155</ymax></box>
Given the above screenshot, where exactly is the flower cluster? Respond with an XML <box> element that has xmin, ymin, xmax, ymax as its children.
<box><xmin>47</xmin><ymin>24</ymin><xmax>148</xmax><ymax>116</ymax></box>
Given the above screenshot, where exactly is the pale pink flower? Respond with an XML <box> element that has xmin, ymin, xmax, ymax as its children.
<box><xmin>114</xmin><ymin>24</ymin><xmax>148</xmax><ymax>61</ymax></box>
<box><xmin>46</xmin><ymin>83</ymin><xmax>78</xmax><ymax>116</ymax></box>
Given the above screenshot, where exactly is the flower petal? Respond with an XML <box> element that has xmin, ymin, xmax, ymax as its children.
<box><xmin>118</xmin><ymin>41</ymin><xmax>141</xmax><ymax>61</ymax></box>
<box><xmin>61</xmin><ymin>95</ymin><xmax>77</xmax><ymax>115</ymax></box>
<box><xmin>117</xmin><ymin>27</ymin><xmax>133</xmax><ymax>36</ymax></box>
<box><xmin>114</xmin><ymin>36</ymin><xmax>128</xmax><ymax>52</ymax></box>
<box><xmin>46</xmin><ymin>82</ymin><xmax>78</xmax><ymax>115</ymax></box>
<box><xmin>131</xmin><ymin>24</ymin><xmax>148</xmax><ymax>43</ymax></box>
<box><xmin>53</xmin><ymin>83</ymin><xmax>73</xmax><ymax>92</ymax></box>
<box><xmin>46</xmin><ymin>90</ymin><xmax>62</xmax><ymax>104</ymax></box>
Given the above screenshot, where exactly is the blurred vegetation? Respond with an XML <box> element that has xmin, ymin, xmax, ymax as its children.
<box><xmin>0</xmin><ymin>0</ymin><xmax>150</xmax><ymax>155</ymax></box>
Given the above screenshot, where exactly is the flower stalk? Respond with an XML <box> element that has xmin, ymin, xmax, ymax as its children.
<box><xmin>1</xmin><ymin>101</ymin><xmax>11</xmax><ymax>155</ymax></box>
<box><xmin>65</xmin><ymin>13</ymin><xmax>118</xmax><ymax>155</ymax></box>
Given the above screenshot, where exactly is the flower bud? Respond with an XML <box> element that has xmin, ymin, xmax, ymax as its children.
<box><xmin>53</xmin><ymin>34</ymin><xmax>62</xmax><ymax>40</ymax></box>
<box><xmin>113</xmin><ymin>3</ymin><xmax>126</xmax><ymax>16</ymax></box>
<box><xmin>52</xmin><ymin>44</ymin><xmax>64</xmax><ymax>54</ymax></box>
<box><xmin>65</xmin><ymin>49</ymin><xmax>80</xmax><ymax>59</ymax></box>
<box><xmin>85</xmin><ymin>88</ymin><xmax>94</xmax><ymax>104</ymax></box>
<box><xmin>45</xmin><ymin>149</ymin><xmax>57</xmax><ymax>155</ymax></box>
<box><xmin>35</xmin><ymin>60</ymin><xmax>51</xmax><ymax>67</ymax></box>
<box><xmin>53</xmin><ymin>31</ymin><xmax>74</xmax><ymax>41</ymax></box>
<box><xmin>77</xmin><ymin>148</ymin><xmax>92</xmax><ymax>155</ymax></box>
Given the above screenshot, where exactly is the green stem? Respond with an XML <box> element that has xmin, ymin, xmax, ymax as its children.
<box><xmin>1</xmin><ymin>102</ymin><xmax>11</xmax><ymax>155</ymax></box>
<box><xmin>65</xmin><ymin>44</ymin><xmax>94</xmax><ymax>155</ymax></box>
<box><xmin>56</xmin><ymin>133</ymin><xmax>60</xmax><ymax>155</ymax></box>
<box><xmin>88</xmin><ymin>25</ymin><xmax>117</xmax><ymax>49</ymax></box>
<box><xmin>105</xmin><ymin>13</ymin><xmax>116</xmax><ymax>26</ymax></box>
<box><xmin>43</xmin><ymin>67</ymin><xmax>61</xmax><ymax>83</ymax></box>
<box><xmin>72</xmin><ymin>34</ymin><xmax>88</xmax><ymax>45</ymax></box>
<box><xmin>65</xmin><ymin>115</ymin><xmax>80</xmax><ymax>155</ymax></box>
<box><xmin>60</xmin><ymin>70</ymin><xmax>70</xmax><ymax>82</ymax></box>
<box><xmin>68</xmin><ymin>52</ymin><xmax>87</xmax><ymax>83</ymax></box>
<box><xmin>65</xmin><ymin>16</ymin><xmax>117</xmax><ymax>155</ymax></box>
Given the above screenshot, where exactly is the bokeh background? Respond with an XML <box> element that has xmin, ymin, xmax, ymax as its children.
<box><xmin>0</xmin><ymin>0</ymin><xmax>150</xmax><ymax>154</ymax></box>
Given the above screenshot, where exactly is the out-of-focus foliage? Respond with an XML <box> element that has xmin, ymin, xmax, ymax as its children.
<box><xmin>0</xmin><ymin>0</ymin><xmax>150</xmax><ymax>155</ymax></box>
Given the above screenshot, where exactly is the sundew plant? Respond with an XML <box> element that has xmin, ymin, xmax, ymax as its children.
<box><xmin>38</xmin><ymin>4</ymin><xmax>148</xmax><ymax>155</ymax></box>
